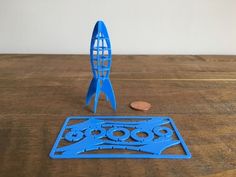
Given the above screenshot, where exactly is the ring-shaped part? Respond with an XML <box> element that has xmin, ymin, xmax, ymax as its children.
<box><xmin>153</xmin><ymin>127</ymin><xmax>173</xmax><ymax>138</ymax></box>
<box><xmin>106</xmin><ymin>127</ymin><xmax>130</xmax><ymax>141</ymax></box>
<box><xmin>131</xmin><ymin>129</ymin><xmax>154</xmax><ymax>142</ymax></box>
<box><xmin>65</xmin><ymin>130</ymin><xmax>83</xmax><ymax>142</ymax></box>
<box><xmin>85</xmin><ymin>127</ymin><xmax>106</xmax><ymax>139</ymax></box>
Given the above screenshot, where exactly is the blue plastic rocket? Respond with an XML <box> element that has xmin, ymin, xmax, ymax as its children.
<box><xmin>85</xmin><ymin>21</ymin><xmax>116</xmax><ymax>113</ymax></box>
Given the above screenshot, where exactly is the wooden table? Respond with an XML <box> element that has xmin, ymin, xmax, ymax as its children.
<box><xmin>0</xmin><ymin>55</ymin><xmax>236</xmax><ymax>177</ymax></box>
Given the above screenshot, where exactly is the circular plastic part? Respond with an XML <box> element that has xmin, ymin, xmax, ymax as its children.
<box><xmin>85</xmin><ymin>127</ymin><xmax>106</xmax><ymax>139</ymax></box>
<box><xmin>65</xmin><ymin>130</ymin><xmax>83</xmax><ymax>142</ymax></box>
<box><xmin>106</xmin><ymin>127</ymin><xmax>130</xmax><ymax>141</ymax></box>
<box><xmin>131</xmin><ymin>129</ymin><xmax>154</xmax><ymax>142</ymax></box>
<box><xmin>153</xmin><ymin>127</ymin><xmax>173</xmax><ymax>138</ymax></box>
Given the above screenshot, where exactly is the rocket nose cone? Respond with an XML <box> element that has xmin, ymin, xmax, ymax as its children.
<box><xmin>97</xmin><ymin>20</ymin><xmax>104</xmax><ymax>24</ymax></box>
<box><xmin>97</xmin><ymin>21</ymin><xmax>106</xmax><ymax>29</ymax></box>
<box><xmin>97</xmin><ymin>19</ymin><xmax>106</xmax><ymax>24</ymax></box>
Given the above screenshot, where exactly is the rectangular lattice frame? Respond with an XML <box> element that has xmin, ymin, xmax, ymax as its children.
<box><xmin>50</xmin><ymin>116</ymin><xmax>191</xmax><ymax>159</ymax></box>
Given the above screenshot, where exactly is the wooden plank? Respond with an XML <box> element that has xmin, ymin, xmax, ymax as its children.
<box><xmin>0</xmin><ymin>55</ymin><xmax>236</xmax><ymax>177</ymax></box>
<box><xmin>0</xmin><ymin>55</ymin><xmax>236</xmax><ymax>80</ymax></box>
<box><xmin>0</xmin><ymin>80</ymin><xmax>235</xmax><ymax>115</ymax></box>
<box><xmin>0</xmin><ymin>114</ymin><xmax>235</xmax><ymax>177</ymax></box>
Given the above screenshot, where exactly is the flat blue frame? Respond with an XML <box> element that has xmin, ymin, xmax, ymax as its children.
<box><xmin>49</xmin><ymin>116</ymin><xmax>191</xmax><ymax>159</ymax></box>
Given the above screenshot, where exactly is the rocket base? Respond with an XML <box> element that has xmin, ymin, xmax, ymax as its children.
<box><xmin>86</xmin><ymin>77</ymin><xmax>116</xmax><ymax>113</ymax></box>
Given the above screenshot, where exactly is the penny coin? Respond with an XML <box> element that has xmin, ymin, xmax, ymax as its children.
<box><xmin>130</xmin><ymin>101</ymin><xmax>151</xmax><ymax>111</ymax></box>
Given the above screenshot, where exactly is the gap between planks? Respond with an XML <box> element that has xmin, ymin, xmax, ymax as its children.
<box><xmin>83</xmin><ymin>78</ymin><xmax>236</xmax><ymax>81</ymax></box>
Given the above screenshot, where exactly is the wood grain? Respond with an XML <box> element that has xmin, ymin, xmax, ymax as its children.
<box><xmin>0</xmin><ymin>54</ymin><xmax>236</xmax><ymax>177</ymax></box>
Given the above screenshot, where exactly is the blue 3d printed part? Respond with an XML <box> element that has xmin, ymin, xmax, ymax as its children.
<box><xmin>49</xmin><ymin>116</ymin><xmax>191</xmax><ymax>159</ymax></box>
<box><xmin>86</xmin><ymin>21</ymin><xmax>116</xmax><ymax>113</ymax></box>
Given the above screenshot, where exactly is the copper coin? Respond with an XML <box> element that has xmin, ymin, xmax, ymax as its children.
<box><xmin>130</xmin><ymin>101</ymin><xmax>151</xmax><ymax>111</ymax></box>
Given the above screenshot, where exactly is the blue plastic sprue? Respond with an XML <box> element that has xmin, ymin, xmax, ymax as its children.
<box><xmin>86</xmin><ymin>21</ymin><xmax>116</xmax><ymax>113</ymax></box>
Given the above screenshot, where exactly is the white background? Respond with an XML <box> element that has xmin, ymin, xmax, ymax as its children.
<box><xmin>0</xmin><ymin>0</ymin><xmax>236</xmax><ymax>54</ymax></box>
